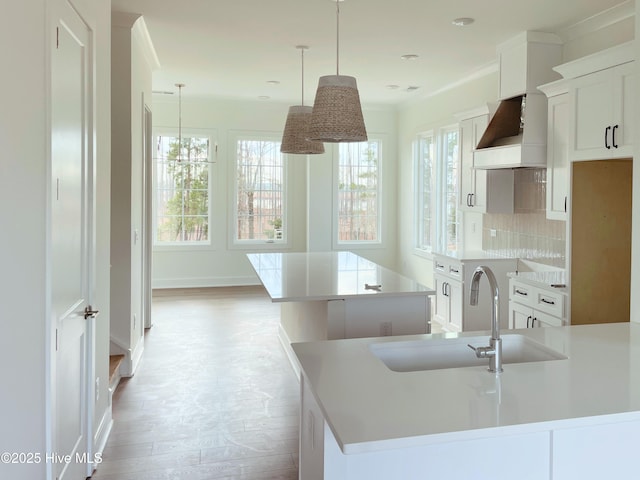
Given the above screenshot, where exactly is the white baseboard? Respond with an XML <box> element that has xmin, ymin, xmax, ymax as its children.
<box><xmin>152</xmin><ymin>275</ymin><xmax>259</xmax><ymax>289</ymax></box>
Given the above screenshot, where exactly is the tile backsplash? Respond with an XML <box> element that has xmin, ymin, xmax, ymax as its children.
<box><xmin>483</xmin><ymin>168</ymin><xmax>566</xmax><ymax>268</ymax></box>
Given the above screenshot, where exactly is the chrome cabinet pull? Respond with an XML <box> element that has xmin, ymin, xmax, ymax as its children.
<box><xmin>612</xmin><ymin>124</ymin><xmax>619</xmax><ymax>148</ymax></box>
<box><xmin>540</xmin><ymin>298</ymin><xmax>556</xmax><ymax>305</ymax></box>
<box><xmin>515</xmin><ymin>289</ymin><xmax>528</xmax><ymax>296</ymax></box>
<box><xmin>605</xmin><ymin>126</ymin><xmax>611</xmax><ymax>149</ymax></box>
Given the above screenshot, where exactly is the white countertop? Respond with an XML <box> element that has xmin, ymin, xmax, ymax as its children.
<box><xmin>292</xmin><ymin>323</ymin><xmax>640</xmax><ymax>454</ymax></box>
<box><xmin>433</xmin><ymin>249</ymin><xmax>518</xmax><ymax>262</ymax></box>
<box><xmin>508</xmin><ymin>270</ymin><xmax>567</xmax><ymax>290</ymax></box>
<box><xmin>247</xmin><ymin>251</ymin><xmax>434</xmax><ymax>302</ymax></box>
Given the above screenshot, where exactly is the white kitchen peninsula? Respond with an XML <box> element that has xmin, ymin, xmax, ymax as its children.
<box><xmin>247</xmin><ymin>252</ymin><xmax>435</xmax><ymax>371</ymax></box>
<box><xmin>293</xmin><ymin>323</ymin><xmax>640</xmax><ymax>480</ymax></box>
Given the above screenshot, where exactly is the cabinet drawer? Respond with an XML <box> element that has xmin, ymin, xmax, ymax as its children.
<box><xmin>534</xmin><ymin>289</ymin><xmax>564</xmax><ymax>318</ymax></box>
<box><xmin>510</xmin><ymin>281</ymin><xmax>534</xmax><ymax>307</ymax></box>
<box><xmin>433</xmin><ymin>257</ymin><xmax>463</xmax><ymax>280</ymax></box>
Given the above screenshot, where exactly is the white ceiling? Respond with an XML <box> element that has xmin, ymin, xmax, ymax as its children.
<box><xmin>111</xmin><ymin>0</ymin><xmax>630</xmax><ymax>106</ymax></box>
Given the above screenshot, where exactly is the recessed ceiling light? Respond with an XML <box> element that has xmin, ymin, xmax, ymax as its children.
<box><xmin>386</xmin><ymin>84</ymin><xmax>400</xmax><ymax>90</ymax></box>
<box><xmin>400</xmin><ymin>54</ymin><xmax>419</xmax><ymax>61</ymax></box>
<box><xmin>266</xmin><ymin>80</ymin><xmax>280</xmax><ymax>85</ymax></box>
<box><xmin>406</xmin><ymin>86</ymin><xmax>420</xmax><ymax>92</ymax></box>
<box><xmin>452</xmin><ymin>17</ymin><xmax>474</xmax><ymax>27</ymax></box>
<box><xmin>258</xmin><ymin>95</ymin><xmax>270</xmax><ymax>100</ymax></box>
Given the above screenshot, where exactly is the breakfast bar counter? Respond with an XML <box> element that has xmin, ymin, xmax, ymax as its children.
<box><xmin>292</xmin><ymin>322</ymin><xmax>640</xmax><ymax>479</ymax></box>
<box><xmin>247</xmin><ymin>251</ymin><xmax>435</xmax><ymax>372</ymax></box>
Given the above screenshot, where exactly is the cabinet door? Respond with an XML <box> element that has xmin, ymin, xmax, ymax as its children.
<box><xmin>571</xmin><ymin>68</ymin><xmax>612</xmax><ymax>160</ymax></box>
<box><xmin>509</xmin><ymin>301</ymin><xmax>533</xmax><ymax>329</ymax></box>
<box><xmin>546</xmin><ymin>93</ymin><xmax>569</xmax><ymax>220</ymax></box>
<box><xmin>448</xmin><ymin>280</ymin><xmax>463</xmax><ymax>332</ymax></box>
<box><xmin>459</xmin><ymin>115</ymin><xmax>489</xmax><ymax>212</ymax></box>
<box><xmin>300</xmin><ymin>375</ymin><xmax>324</xmax><ymax>480</ymax></box>
<box><xmin>611</xmin><ymin>62</ymin><xmax>635</xmax><ymax>155</ymax></box>
<box><xmin>433</xmin><ymin>274</ymin><xmax>450</xmax><ymax>329</ymax></box>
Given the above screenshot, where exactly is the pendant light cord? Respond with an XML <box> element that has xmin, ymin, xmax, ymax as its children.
<box><xmin>336</xmin><ymin>1</ymin><xmax>340</xmax><ymax>76</ymax></box>
<box><xmin>175</xmin><ymin>83</ymin><xmax>185</xmax><ymax>162</ymax></box>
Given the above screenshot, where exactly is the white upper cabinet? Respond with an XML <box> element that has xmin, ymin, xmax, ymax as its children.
<box><xmin>553</xmin><ymin>42</ymin><xmax>635</xmax><ymax>161</ymax></box>
<box><xmin>570</xmin><ymin>62</ymin><xmax>635</xmax><ymax>160</ymax></box>
<box><xmin>457</xmin><ymin>109</ymin><xmax>514</xmax><ymax>214</ymax></box>
<box><xmin>538</xmin><ymin>81</ymin><xmax>570</xmax><ymax>221</ymax></box>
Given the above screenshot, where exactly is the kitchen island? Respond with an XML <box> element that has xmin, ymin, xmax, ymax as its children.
<box><xmin>247</xmin><ymin>251</ymin><xmax>435</xmax><ymax>373</ymax></box>
<box><xmin>293</xmin><ymin>323</ymin><xmax>640</xmax><ymax>479</ymax></box>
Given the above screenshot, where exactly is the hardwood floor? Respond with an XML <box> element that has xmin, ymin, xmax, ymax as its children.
<box><xmin>91</xmin><ymin>286</ymin><xmax>300</xmax><ymax>480</ymax></box>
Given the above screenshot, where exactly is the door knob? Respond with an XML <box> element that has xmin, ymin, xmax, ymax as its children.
<box><xmin>84</xmin><ymin>305</ymin><xmax>100</xmax><ymax>319</ymax></box>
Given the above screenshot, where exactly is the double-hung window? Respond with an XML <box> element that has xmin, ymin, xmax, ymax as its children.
<box><xmin>154</xmin><ymin>132</ymin><xmax>212</xmax><ymax>244</ymax></box>
<box><xmin>415</xmin><ymin>126</ymin><xmax>460</xmax><ymax>254</ymax></box>
<box><xmin>336</xmin><ymin>140</ymin><xmax>381</xmax><ymax>244</ymax></box>
<box><xmin>233</xmin><ymin>134</ymin><xmax>287</xmax><ymax>245</ymax></box>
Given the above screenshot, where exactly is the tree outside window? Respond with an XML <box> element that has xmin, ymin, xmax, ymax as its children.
<box><xmin>337</xmin><ymin>141</ymin><xmax>381</xmax><ymax>243</ymax></box>
<box><xmin>155</xmin><ymin>135</ymin><xmax>210</xmax><ymax>243</ymax></box>
<box><xmin>235</xmin><ymin>138</ymin><xmax>285</xmax><ymax>242</ymax></box>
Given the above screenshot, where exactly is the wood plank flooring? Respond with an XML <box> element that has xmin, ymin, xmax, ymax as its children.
<box><xmin>91</xmin><ymin>286</ymin><xmax>300</xmax><ymax>480</ymax></box>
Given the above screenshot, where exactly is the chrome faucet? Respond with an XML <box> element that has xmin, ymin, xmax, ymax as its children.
<box><xmin>468</xmin><ymin>266</ymin><xmax>503</xmax><ymax>373</ymax></box>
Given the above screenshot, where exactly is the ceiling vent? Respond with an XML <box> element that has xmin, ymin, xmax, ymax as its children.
<box><xmin>474</xmin><ymin>31</ymin><xmax>562</xmax><ymax>169</ymax></box>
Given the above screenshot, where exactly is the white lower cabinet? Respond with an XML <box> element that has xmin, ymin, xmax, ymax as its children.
<box><xmin>509</xmin><ymin>278</ymin><xmax>566</xmax><ymax>328</ymax></box>
<box><xmin>433</xmin><ymin>254</ymin><xmax>517</xmax><ymax>332</ymax></box>
<box><xmin>552</xmin><ymin>420</ymin><xmax>640</xmax><ymax>479</ymax></box>
<box><xmin>299</xmin><ymin>406</ymin><xmax>640</xmax><ymax>480</ymax></box>
<box><xmin>300</xmin><ymin>375</ymin><xmax>324</xmax><ymax>480</ymax></box>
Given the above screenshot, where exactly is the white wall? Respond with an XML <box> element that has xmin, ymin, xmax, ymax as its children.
<box><xmin>151</xmin><ymin>97</ymin><xmax>397</xmax><ymax>287</ymax></box>
<box><xmin>0</xmin><ymin>0</ymin><xmax>111</xmax><ymax>478</ymax></box>
<box><xmin>110</xmin><ymin>13</ymin><xmax>155</xmax><ymax>374</ymax></box>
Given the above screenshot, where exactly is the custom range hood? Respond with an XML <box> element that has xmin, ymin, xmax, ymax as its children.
<box><xmin>474</xmin><ymin>32</ymin><xmax>562</xmax><ymax>169</ymax></box>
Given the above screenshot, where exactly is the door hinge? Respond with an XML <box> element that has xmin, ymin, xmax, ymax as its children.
<box><xmin>56</xmin><ymin>27</ymin><xmax>59</xmax><ymax>49</ymax></box>
<box><xmin>55</xmin><ymin>328</ymin><xmax>58</xmax><ymax>351</ymax></box>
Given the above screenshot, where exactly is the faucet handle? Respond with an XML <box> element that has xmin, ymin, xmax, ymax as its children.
<box><xmin>468</xmin><ymin>344</ymin><xmax>494</xmax><ymax>359</ymax></box>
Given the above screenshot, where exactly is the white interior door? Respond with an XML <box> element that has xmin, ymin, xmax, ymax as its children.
<box><xmin>51</xmin><ymin>2</ymin><xmax>93</xmax><ymax>479</ymax></box>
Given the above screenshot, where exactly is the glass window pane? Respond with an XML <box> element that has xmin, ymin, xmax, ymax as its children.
<box><xmin>154</xmin><ymin>134</ymin><xmax>211</xmax><ymax>244</ymax></box>
<box><xmin>235</xmin><ymin>138</ymin><xmax>285</xmax><ymax>242</ymax></box>
<box><xmin>338</xmin><ymin>141</ymin><xmax>380</xmax><ymax>243</ymax></box>
<box><xmin>443</xmin><ymin>129</ymin><xmax>459</xmax><ymax>252</ymax></box>
<box><xmin>415</xmin><ymin>134</ymin><xmax>434</xmax><ymax>251</ymax></box>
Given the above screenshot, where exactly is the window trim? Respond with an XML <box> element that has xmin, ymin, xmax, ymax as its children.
<box><xmin>152</xmin><ymin>127</ymin><xmax>217</xmax><ymax>250</ymax></box>
<box><xmin>332</xmin><ymin>137</ymin><xmax>384</xmax><ymax>249</ymax></box>
<box><xmin>228</xmin><ymin>130</ymin><xmax>292</xmax><ymax>251</ymax></box>
<box><xmin>414</xmin><ymin>130</ymin><xmax>435</xmax><ymax>256</ymax></box>
<box><xmin>413</xmin><ymin>124</ymin><xmax>461</xmax><ymax>257</ymax></box>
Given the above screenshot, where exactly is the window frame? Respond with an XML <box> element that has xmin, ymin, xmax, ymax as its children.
<box><xmin>152</xmin><ymin>127</ymin><xmax>216</xmax><ymax>250</ymax></box>
<box><xmin>228</xmin><ymin>130</ymin><xmax>291</xmax><ymax>250</ymax></box>
<box><xmin>414</xmin><ymin>131</ymin><xmax>435</xmax><ymax>256</ymax></box>
<box><xmin>413</xmin><ymin>124</ymin><xmax>461</xmax><ymax>257</ymax></box>
<box><xmin>333</xmin><ymin>138</ymin><xmax>384</xmax><ymax>248</ymax></box>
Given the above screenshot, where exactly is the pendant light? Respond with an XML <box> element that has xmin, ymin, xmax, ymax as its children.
<box><xmin>281</xmin><ymin>46</ymin><xmax>325</xmax><ymax>154</ymax></box>
<box><xmin>308</xmin><ymin>0</ymin><xmax>367</xmax><ymax>143</ymax></box>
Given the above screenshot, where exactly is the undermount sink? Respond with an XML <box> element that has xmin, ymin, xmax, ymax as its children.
<box><xmin>369</xmin><ymin>334</ymin><xmax>567</xmax><ymax>372</ymax></box>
